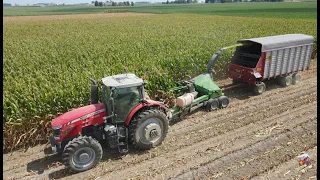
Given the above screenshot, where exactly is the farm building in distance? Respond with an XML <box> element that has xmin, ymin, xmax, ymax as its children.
<box><xmin>3</xmin><ymin>3</ymin><xmax>12</xmax><ymax>6</ymax></box>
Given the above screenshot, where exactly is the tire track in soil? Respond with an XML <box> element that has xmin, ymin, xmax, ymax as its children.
<box><xmin>251</xmin><ymin>146</ymin><xmax>317</xmax><ymax>180</ymax></box>
<box><xmin>3</xmin><ymin>66</ymin><xmax>316</xmax><ymax>180</ymax></box>
<box><xmin>97</xmin><ymin>101</ymin><xmax>316</xmax><ymax>180</ymax></box>
<box><xmin>175</xmin><ymin>118</ymin><xmax>317</xmax><ymax>180</ymax></box>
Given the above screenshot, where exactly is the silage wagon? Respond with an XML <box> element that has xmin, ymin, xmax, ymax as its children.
<box><xmin>227</xmin><ymin>34</ymin><xmax>314</xmax><ymax>94</ymax></box>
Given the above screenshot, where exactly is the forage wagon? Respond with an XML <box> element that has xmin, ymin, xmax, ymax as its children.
<box><xmin>45</xmin><ymin>33</ymin><xmax>314</xmax><ymax>173</ymax></box>
<box><xmin>227</xmin><ymin>34</ymin><xmax>314</xmax><ymax>94</ymax></box>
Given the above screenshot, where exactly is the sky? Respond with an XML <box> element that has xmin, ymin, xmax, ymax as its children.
<box><xmin>4</xmin><ymin>0</ymin><xmax>118</xmax><ymax>5</ymax></box>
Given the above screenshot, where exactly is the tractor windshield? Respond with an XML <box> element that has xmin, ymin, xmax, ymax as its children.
<box><xmin>113</xmin><ymin>86</ymin><xmax>142</xmax><ymax>122</ymax></box>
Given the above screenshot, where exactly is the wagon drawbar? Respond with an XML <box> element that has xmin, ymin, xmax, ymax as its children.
<box><xmin>226</xmin><ymin>34</ymin><xmax>314</xmax><ymax>95</ymax></box>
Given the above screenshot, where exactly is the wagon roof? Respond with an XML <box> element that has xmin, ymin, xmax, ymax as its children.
<box><xmin>237</xmin><ymin>34</ymin><xmax>314</xmax><ymax>51</ymax></box>
<box><xmin>101</xmin><ymin>73</ymin><xmax>143</xmax><ymax>88</ymax></box>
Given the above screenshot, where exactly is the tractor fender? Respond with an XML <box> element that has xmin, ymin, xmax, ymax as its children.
<box><xmin>124</xmin><ymin>100</ymin><xmax>168</xmax><ymax>126</ymax></box>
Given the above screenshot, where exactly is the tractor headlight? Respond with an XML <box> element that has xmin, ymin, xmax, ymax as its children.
<box><xmin>52</xmin><ymin>125</ymin><xmax>62</xmax><ymax>140</ymax></box>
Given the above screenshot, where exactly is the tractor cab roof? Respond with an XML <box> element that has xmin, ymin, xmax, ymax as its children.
<box><xmin>101</xmin><ymin>73</ymin><xmax>143</xmax><ymax>88</ymax></box>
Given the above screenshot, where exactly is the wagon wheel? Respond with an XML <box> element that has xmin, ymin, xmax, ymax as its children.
<box><xmin>292</xmin><ymin>74</ymin><xmax>301</xmax><ymax>85</ymax></box>
<box><xmin>253</xmin><ymin>82</ymin><xmax>266</xmax><ymax>95</ymax></box>
<box><xmin>206</xmin><ymin>98</ymin><xmax>219</xmax><ymax>111</ymax></box>
<box><xmin>129</xmin><ymin>109</ymin><xmax>169</xmax><ymax>150</ymax></box>
<box><xmin>279</xmin><ymin>76</ymin><xmax>292</xmax><ymax>87</ymax></box>
<box><xmin>218</xmin><ymin>96</ymin><xmax>229</xmax><ymax>108</ymax></box>
<box><xmin>62</xmin><ymin>136</ymin><xmax>103</xmax><ymax>173</ymax></box>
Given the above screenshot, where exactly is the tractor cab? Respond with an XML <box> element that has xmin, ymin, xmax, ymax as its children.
<box><xmin>100</xmin><ymin>73</ymin><xmax>147</xmax><ymax>123</ymax></box>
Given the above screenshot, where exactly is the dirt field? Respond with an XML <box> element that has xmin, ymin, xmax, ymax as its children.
<box><xmin>3</xmin><ymin>60</ymin><xmax>317</xmax><ymax>180</ymax></box>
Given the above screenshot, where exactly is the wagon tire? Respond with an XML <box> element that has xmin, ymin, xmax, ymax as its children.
<box><xmin>62</xmin><ymin>136</ymin><xmax>102</xmax><ymax>173</ymax></box>
<box><xmin>129</xmin><ymin>109</ymin><xmax>169</xmax><ymax>150</ymax></box>
<box><xmin>218</xmin><ymin>96</ymin><xmax>229</xmax><ymax>108</ymax></box>
<box><xmin>253</xmin><ymin>82</ymin><xmax>266</xmax><ymax>95</ymax></box>
<box><xmin>279</xmin><ymin>76</ymin><xmax>292</xmax><ymax>87</ymax></box>
<box><xmin>206</xmin><ymin>98</ymin><xmax>219</xmax><ymax>111</ymax></box>
<box><xmin>292</xmin><ymin>74</ymin><xmax>301</xmax><ymax>85</ymax></box>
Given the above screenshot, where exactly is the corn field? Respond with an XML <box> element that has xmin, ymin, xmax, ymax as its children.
<box><xmin>3</xmin><ymin>14</ymin><xmax>317</xmax><ymax>152</ymax></box>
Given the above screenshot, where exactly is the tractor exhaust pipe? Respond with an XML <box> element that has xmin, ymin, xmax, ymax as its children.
<box><xmin>90</xmin><ymin>78</ymin><xmax>99</xmax><ymax>104</ymax></box>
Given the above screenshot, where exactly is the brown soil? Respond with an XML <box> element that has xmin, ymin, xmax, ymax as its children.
<box><xmin>3</xmin><ymin>60</ymin><xmax>317</xmax><ymax>180</ymax></box>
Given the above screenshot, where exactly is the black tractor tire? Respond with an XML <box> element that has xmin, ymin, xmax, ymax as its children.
<box><xmin>206</xmin><ymin>98</ymin><xmax>219</xmax><ymax>111</ymax></box>
<box><xmin>62</xmin><ymin>136</ymin><xmax>102</xmax><ymax>173</ymax></box>
<box><xmin>232</xmin><ymin>79</ymin><xmax>242</xmax><ymax>85</ymax></box>
<box><xmin>253</xmin><ymin>82</ymin><xmax>266</xmax><ymax>95</ymax></box>
<box><xmin>278</xmin><ymin>75</ymin><xmax>292</xmax><ymax>87</ymax></box>
<box><xmin>292</xmin><ymin>74</ymin><xmax>301</xmax><ymax>85</ymax></box>
<box><xmin>129</xmin><ymin>109</ymin><xmax>169</xmax><ymax>150</ymax></box>
<box><xmin>218</xmin><ymin>95</ymin><xmax>229</xmax><ymax>108</ymax></box>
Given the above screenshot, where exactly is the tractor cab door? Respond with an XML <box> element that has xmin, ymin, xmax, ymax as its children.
<box><xmin>113</xmin><ymin>86</ymin><xmax>142</xmax><ymax>123</ymax></box>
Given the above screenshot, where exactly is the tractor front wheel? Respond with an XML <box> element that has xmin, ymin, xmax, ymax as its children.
<box><xmin>129</xmin><ymin>109</ymin><xmax>169</xmax><ymax>150</ymax></box>
<box><xmin>62</xmin><ymin>136</ymin><xmax>102</xmax><ymax>173</ymax></box>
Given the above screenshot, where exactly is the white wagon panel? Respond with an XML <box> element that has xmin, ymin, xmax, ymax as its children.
<box><xmin>237</xmin><ymin>34</ymin><xmax>314</xmax><ymax>80</ymax></box>
<box><xmin>263</xmin><ymin>44</ymin><xmax>312</xmax><ymax>79</ymax></box>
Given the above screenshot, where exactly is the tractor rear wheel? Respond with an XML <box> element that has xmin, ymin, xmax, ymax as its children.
<box><xmin>218</xmin><ymin>96</ymin><xmax>229</xmax><ymax>108</ymax></box>
<box><xmin>253</xmin><ymin>82</ymin><xmax>266</xmax><ymax>95</ymax></box>
<box><xmin>292</xmin><ymin>74</ymin><xmax>301</xmax><ymax>85</ymax></box>
<box><xmin>206</xmin><ymin>98</ymin><xmax>219</xmax><ymax>111</ymax></box>
<box><xmin>129</xmin><ymin>109</ymin><xmax>169</xmax><ymax>150</ymax></box>
<box><xmin>62</xmin><ymin>136</ymin><xmax>102</xmax><ymax>173</ymax></box>
<box><xmin>232</xmin><ymin>79</ymin><xmax>242</xmax><ymax>85</ymax></box>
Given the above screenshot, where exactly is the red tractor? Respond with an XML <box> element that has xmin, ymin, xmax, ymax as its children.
<box><xmin>46</xmin><ymin>46</ymin><xmax>232</xmax><ymax>172</ymax></box>
<box><xmin>48</xmin><ymin>73</ymin><xmax>170</xmax><ymax>172</ymax></box>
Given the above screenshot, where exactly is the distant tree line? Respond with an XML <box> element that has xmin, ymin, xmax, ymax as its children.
<box><xmin>111</xmin><ymin>1</ymin><xmax>134</xmax><ymax>6</ymax></box>
<box><xmin>92</xmin><ymin>1</ymin><xmax>134</xmax><ymax>6</ymax></box>
<box><xmin>163</xmin><ymin>0</ymin><xmax>198</xmax><ymax>4</ymax></box>
<box><xmin>205</xmin><ymin>0</ymin><xmax>283</xmax><ymax>2</ymax></box>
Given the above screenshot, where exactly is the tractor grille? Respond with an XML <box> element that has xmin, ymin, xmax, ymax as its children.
<box><xmin>53</xmin><ymin>129</ymin><xmax>60</xmax><ymax>138</ymax></box>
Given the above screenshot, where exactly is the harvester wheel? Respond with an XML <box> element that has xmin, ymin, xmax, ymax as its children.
<box><xmin>218</xmin><ymin>96</ymin><xmax>229</xmax><ymax>108</ymax></box>
<box><xmin>129</xmin><ymin>109</ymin><xmax>169</xmax><ymax>150</ymax></box>
<box><xmin>292</xmin><ymin>74</ymin><xmax>301</xmax><ymax>85</ymax></box>
<box><xmin>278</xmin><ymin>75</ymin><xmax>292</xmax><ymax>87</ymax></box>
<box><xmin>253</xmin><ymin>82</ymin><xmax>266</xmax><ymax>95</ymax></box>
<box><xmin>206</xmin><ymin>98</ymin><xmax>219</xmax><ymax>111</ymax></box>
<box><xmin>62</xmin><ymin>136</ymin><xmax>102</xmax><ymax>173</ymax></box>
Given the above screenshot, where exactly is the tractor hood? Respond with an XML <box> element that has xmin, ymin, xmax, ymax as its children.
<box><xmin>51</xmin><ymin>103</ymin><xmax>105</xmax><ymax>128</ymax></box>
